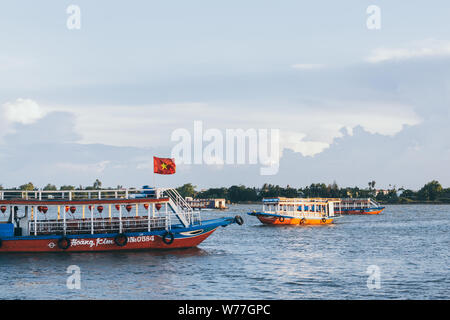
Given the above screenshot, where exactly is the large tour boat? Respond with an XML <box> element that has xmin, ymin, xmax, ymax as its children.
<box><xmin>0</xmin><ymin>187</ymin><xmax>244</xmax><ymax>253</ymax></box>
<box><xmin>248</xmin><ymin>197</ymin><xmax>340</xmax><ymax>225</ymax></box>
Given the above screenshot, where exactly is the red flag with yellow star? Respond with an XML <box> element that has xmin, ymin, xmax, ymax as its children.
<box><xmin>153</xmin><ymin>157</ymin><xmax>176</xmax><ymax>175</ymax></box>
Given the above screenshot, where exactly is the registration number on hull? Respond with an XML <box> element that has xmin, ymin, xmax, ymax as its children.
<box><xmin>48</xmin><ymin>235</ymin><xmax>155</xmax><ymax>248</ymax></box>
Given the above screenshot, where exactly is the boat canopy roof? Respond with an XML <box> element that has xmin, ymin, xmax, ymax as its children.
<box><xmin>0</xmin><ymin>188</ymin><xmax>169</xmax><ymax>206</ymax></box>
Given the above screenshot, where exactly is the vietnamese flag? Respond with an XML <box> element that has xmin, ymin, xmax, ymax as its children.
<box><xmin>153</xmin><ymin>157</ymin><xmax>176</xmax><ymax>175</ymax></box>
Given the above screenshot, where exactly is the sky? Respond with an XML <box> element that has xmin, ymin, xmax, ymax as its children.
<box><xmin>1</xmin><ymin>1</ymin><xmax>450</xmax><ymax>190</ymax></box>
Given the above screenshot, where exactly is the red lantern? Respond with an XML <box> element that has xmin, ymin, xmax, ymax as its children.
<box><xmin>0</xmin><ymin>206</ymin><xmax>6</xmax><ymax>214</ymax></box>
<box><xmin>37</xmin><ymin>206</ymin><xmax>42</xmax><ymax>213</ymax></box>
<box><xmin>70</xmin><ymin>206</ymin><xmax>76</xmax><ymax>214</ymax></box>
<box><xmin>115</xmin><ymin>204</ymin><xmax>121</xmax><ymax>211</ymax></box>
<box><xmin>97</xmin><ymin>206</ymin><xmax>104</xmax><ymax>213</ymax></box>
<box><xmin>144</xmin><ymin>203</ymin><xmax>149</xmax><ymax>210</ymax></box>
<box><xmin>41</xmin><ymin>206</ymin><xmax>48</xmax><ymax>214</ymax></box>
<box><xmin>155</xmin><ymin>203</ymin><xmax>162</xmax><ymax>211</ymax></box>
<box><xmin>125</xmin><ymin>205</ymin><xmax>133</xmax><ymax>212</ymax></box>
<box><xmin>88</xmin><ymin>205</ymin><xmax>93</xmax><ymax>211</ymax></box>
<box><xmin>65</xmin><ymin>206</ymin><xmax>70</xmax><ymax>213</ymax></box>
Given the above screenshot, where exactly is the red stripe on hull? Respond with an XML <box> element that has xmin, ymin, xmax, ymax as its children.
<box><xmin>337</xmin><ymin>208</ymin><xmax>384</xmax><ymax>215</ymax></box>
<box><xmin>0</xmin><ymin>229</ymin><xmax>218</xmax><ymax>253</ymax></box>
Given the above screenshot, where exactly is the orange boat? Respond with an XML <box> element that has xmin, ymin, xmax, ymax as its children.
<box><xmin>334</xmin><ymin>198</ymin><xmax>385</xmax><ymax>215</ymax></box>
<box><xmin>248</xmin><ymin>197</ymin><xmax>340</xmax><ymax>226</ymax></box>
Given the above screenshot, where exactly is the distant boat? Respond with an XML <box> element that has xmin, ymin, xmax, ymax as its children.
<box><xmin>0</xmin><ymin>187</ymin><xmax>243</xmax><ymax>253</ymax></box>
<box><xmin>334</xmin><ymin>198</ymin><xmax>385</xmax><ymax>215</ymax></box>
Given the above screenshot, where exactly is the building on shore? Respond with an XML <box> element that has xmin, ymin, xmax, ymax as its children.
<box><xmin>375</xmin><ymin>189</ymin><xmax>390</xmax><ymax>196</ymax></box>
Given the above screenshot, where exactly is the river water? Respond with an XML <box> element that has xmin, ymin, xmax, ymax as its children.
<box><xmin>0</xmin><ymin>204</ymin><xmax>449</xmax><ymax>299</ymax></box>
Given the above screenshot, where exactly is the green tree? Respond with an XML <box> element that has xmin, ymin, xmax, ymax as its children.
<box><xmin>43</xmin><ymin>184</ymin><xmax>57</xmax><ymax>191</ymax></box>
<box><xmin>19</xmin><ymin>182</ymin><xmax>35</xmax><ymax>191</ymax></box>
<box><xmin>60</xmin><ymin>185</ymin><xmax>76</xmax><ymax>191</ymax></box>
<box><xmin>198</xmin><ymin>187</ymin><xmax>228</xmax><ymax>199</ymax></box>
<box><xmin>417</xmin><ymin>180</ymin><xmax>442</xmax><ymax>201</ymax></box>
<box><xmin>227</xmin><ymin>185</ymin><xmax>258</xmax><ymax>202</ymax></box>
<box><xmin>400</xmin><ymin>189</ymin><xmax>416</xmax><ymax>199</ymax></box>
<box><xmin>93</xmin><ymin>179</ymin><xmax>102</xmax><ymax>189</ymax></box>
<box><xmin>177</xmin><ymin>183</ymin><xmax>197</xmax><ymax>198</ymax></box>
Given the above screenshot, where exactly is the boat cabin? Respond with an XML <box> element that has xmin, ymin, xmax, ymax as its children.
<box><xmin>0</xmin><ymin>187</ymin><xmax>200</xmax><ymax>238</ymax></box>
<box><xmin>262</xmin><ymin>197</ymin><xmax>340</xmax><ymax>218</ymax></box>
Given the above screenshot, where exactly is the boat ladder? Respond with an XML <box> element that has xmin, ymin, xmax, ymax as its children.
<box><xmin>369</xmin><ymin>198</ymin><xmax>381</xmax><ymax>207</ymax></box>
<box><xmin>160</xmin><ymin>188</ymin><xmax>199</xmax><ymax>227</ymax></box>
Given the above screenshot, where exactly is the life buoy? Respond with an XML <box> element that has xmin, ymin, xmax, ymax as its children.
<box><xmin>58</xmin><ymin>236</ymin><xmax>71</xmax><ymax>250</ymax></box>
<box><xmin>114</xmin><ymin>233</ymin><xmax>128</xmax><ymax>247</ymax></box>
<box><xmin>162</xmin><ymin>231</ymin><xmax>174</xmax><ymax>245</ymax></box>
<box><xmin>321</xmin><ymin>218</ymin><xmax>327</xmax><ymax>223</ymax></box>
<box><xmin>279</xmin><ymin>216</ymin><xmax>285</xmax><ymax>223</ymax></box>
<box><xmin>299</xmin><ymin>218</ymin><xmax>306</xmax><ymax>225</ymax></box>
<box><xmin>234</xmin><ymin>216</ymin><xmax>244</xmax><ymax>225</ymax></box>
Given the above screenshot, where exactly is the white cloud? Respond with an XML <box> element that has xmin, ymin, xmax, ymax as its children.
<box><xmin>47</xmin><ymin>100</ymin><xmax>421</xmax><ymax>158</ymax></box>
<box><xmin>291</xmin><ymin>63</ymin><xmax>325</xmax><ymax>70</ymax></box>
<box><xmin>366</xmin><ymin>39</ymin><xmax>450</xmax><ymax>63</ymax></box>
<box><xmin>280</xmin><ymin>131</ymin><xmax>330</xmax><ymax>157</ymax></box>
<box><xmin>56</xmin><ymin>161</ymin><xmax>111</xmax><ymax>173</ymax></box>
<box><xmin>0</xmin><ymin>98</ymin><xmax>46</xmax><ymax>140</ymax></box>
<box><xmin>275</xmin><ymin>101</ymin><xmax>421</xmax><ymax>156</ymax></box>
<box><xmin>2</xmin><ymin>98</ymin><xmax>45</xmax><ymax>125</ymax></box>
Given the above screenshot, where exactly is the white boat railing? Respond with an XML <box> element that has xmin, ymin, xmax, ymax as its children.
<box><xmin>28</xmin><ymin>216</ymin><xmax>169</xmax><ymax>236</ymax></box>
<box><xmin>160</xmin><ymin>188</ymin><xmax>201</xmax><ymax>227</ymax></box>
<box><xmin>334</xmin><ymin>198</ymin><xmax>381</xmax><ymax>210</ymax></box>
<box><xmin>0</xmin><ymin>188</ymin><xmax>146</xmax><ymax>201</ymax></box>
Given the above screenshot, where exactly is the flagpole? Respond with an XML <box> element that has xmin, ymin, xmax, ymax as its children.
<box><xmin>153</xmin><ymin>158</ymin><xmax>156</xmax><ymax>188</ymax></box>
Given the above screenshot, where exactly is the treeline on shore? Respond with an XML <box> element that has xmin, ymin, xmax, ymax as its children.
<box><xmin>0</xmin><ymin>180</ymin><xmax>119</xmax><ymax>193</ymax></box>
<box><xmin>1</xmin><ymin>180</ymin><xmax>449</xmax><ymax>204</ymax></box>
<box><xmin>177</xmin><ymin>180</ymin><xmax>450</xmax><ymax>204</ymax></box>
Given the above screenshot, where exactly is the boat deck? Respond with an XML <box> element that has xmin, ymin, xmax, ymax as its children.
<box><xmin>28</xmin><ymin>216</ymin><xmax>170</xmax><ymax>236</ymax></box>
